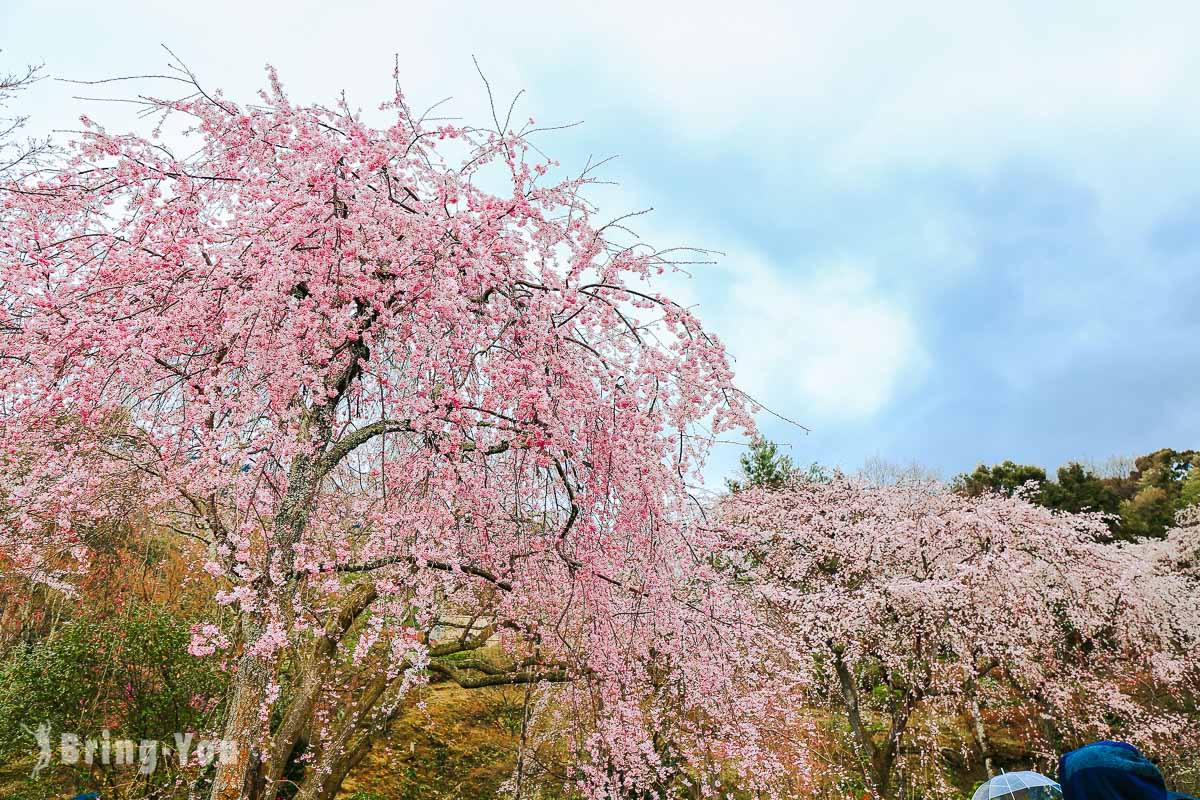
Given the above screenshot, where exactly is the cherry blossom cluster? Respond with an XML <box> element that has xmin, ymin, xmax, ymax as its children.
<box><xmin>719</xmin><ymin>477</ymin><xmax>1200</xmax><ymax>798</ymax></box>
<box><xmin>0</xmin><ymin>68</ymin><xmax>787</xmax><ymax>798</ymax></box>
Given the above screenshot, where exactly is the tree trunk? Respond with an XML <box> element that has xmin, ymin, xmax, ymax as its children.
<box><xmin>208</xmin><ymin>343</ymin><xmax>368</xmax><ymax>799</ymax></box>
<box><xmin>210</xmin><ymin>454</ymin><xmax>316</xmax><ymax>800</ymax></box>
<box><xmin>831</xmin><ymin>647</ymin><xmax>892</xmax><ymax>799</ymax></box>
<box><xmin>258</xmin><ymin>581</ymin><xmax>379</xmax><ymax>794</ymax></box>
<box><xmin>210</xmin><ymin>618</ymin><xmax>271</xmax><ymax>800</ymax></box>
<box><xmin>293</xmin><ymin>731</ymin><xmax>378</xmax><ymax>800</ymax></box>
<box><xmin>970</xmin><ymin>696</ymin><xmax>995</xmax><ymax>777</ymax></box>
<box><xmin>292</xmin><ymin>672</ymin><xmax>400</xmax><ymax>800</ymax></box>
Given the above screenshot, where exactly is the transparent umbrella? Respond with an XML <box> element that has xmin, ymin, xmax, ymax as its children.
<box><xmin>972</xmin><ymin>772</ymin><xmax>1062</xmax><ymax>800</ymax></box>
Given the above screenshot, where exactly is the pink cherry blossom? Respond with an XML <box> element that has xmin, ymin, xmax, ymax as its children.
<box><xmin>0</xmin><ymin>68</ymin><xmax>780</xmax><ymax>799</ymax></box>
<box><xmin>720</xmin><ymin>476</ymin><xmax>1199</xmax><ymax>799</ymax></box>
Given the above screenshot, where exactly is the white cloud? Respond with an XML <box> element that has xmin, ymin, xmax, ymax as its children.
<box><xmin>713</xmin><ymin>255</ymin><xmax>925</xmax><ymax>421</ymax></box>
<box><xmin>559</xmin><ymin>175</ymin><xmax>925</xmax><ymax>425</ymax></box>
<box><xmin>12</xmin><ymin>0</ymin><xmax>1200</xmax><ymax>216</ymax></box>
<box><xmin>18</xmin><ymin>0</ymin><xmax>1175</xmax><ymax>429</ymax></box>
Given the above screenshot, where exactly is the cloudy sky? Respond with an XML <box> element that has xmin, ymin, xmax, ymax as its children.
<box><xmin>4</xmin><ymin>0</ymin><xmax>1198</xmax><ymax>484</ymax></box>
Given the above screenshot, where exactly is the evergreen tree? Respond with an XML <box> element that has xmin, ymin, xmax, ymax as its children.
<box><xmin>727</xmin><ymin>437</ymin><xmax>795</xmax><ymax>492</ymax></box>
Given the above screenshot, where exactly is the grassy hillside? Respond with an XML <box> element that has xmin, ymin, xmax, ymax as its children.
<box><xmin>337</xmin><ymin>683</ymin><xmax>528</xmax><ymax>800</ymax></box>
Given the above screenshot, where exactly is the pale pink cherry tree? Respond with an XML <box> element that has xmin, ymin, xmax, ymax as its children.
<box><xmin>1114</xmin><ymin>504</ymin><xmax>1200</xmax><ymax>695</ymax></box>
<box><xmin>0</xmin><ymin>67</ymin><xmax>789</xmax><ymax>800</ymax></box>
<box><xmin>0</xmin><ymin>60</ymin><xmax>77</xmax><ymax>593</ymax></box>
<box><xmin>719</xmin><ymin>477</ymin><xmax>1199</xmax><ymax>800</ymax></box>
<box><xmin>1149</xmin><ymin>503</ymin><xmax>1200</xmax><ymax>583</ymax></box>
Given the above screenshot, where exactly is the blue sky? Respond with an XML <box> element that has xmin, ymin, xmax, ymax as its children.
<box><xmin>4</xmin><ymin>0</ymin><xmax>1198</xmax><ymax>484</ymax></box>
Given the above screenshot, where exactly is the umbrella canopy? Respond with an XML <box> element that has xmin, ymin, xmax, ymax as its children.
<box><xmin>973</xmin><ymin>772</ymin><xmax>1062</xmax><ymax>800</ymax></box>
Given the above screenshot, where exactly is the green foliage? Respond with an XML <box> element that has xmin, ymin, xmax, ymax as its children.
<box><xmin>1181</xmin><ymin>465</ymin><xmax>1200</xmax><ymax>510</ymax></box>
<box><xmin>1119</xmin><ymin>486</ymin><xmax>1173</xmax><ymax>540</ymax></box>
<box><xmin>727</xmin><ymin>437</ymin><xmax>795</xmax><ymax>492</ymax></box>
<box><xmin>1042</xmin><ymin>462</ymin><xmax>1121</xmax><ymax>517</ymax></box>
<box><xmin>952</xmin><ymin>448</ymin><xmax>1199</xmax><ymax>540</ymax></box>
<box><xmin>951</xmin><ymin>461</ymin><xmax>1048</xmax><ymax>499</ymax></box>
<box><xmin>0</xmin><ymin>781</ymin><xmax>61</xmax><ymax>800</ymax></box>
<box><xmin>1133</xmin><ymin>448</ymin><xmax>1198</xmax><ymax>489</ymax></box>
<box><xmin>0</xmin><ymin>603</ymin><xmax>226</xmax><ymax>760</ymax></box>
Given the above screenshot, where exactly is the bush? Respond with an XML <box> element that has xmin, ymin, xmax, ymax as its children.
<box><xmin>0</xmin><ymin>603</ymin><xmax>227</xmax><ymax>768</ymax></box>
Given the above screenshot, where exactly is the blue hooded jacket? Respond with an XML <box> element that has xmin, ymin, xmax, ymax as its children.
<box><xmin>1059</xmin><ymin>741</ymin><xmax>1196</xmax><ymax>800</ymax></box>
